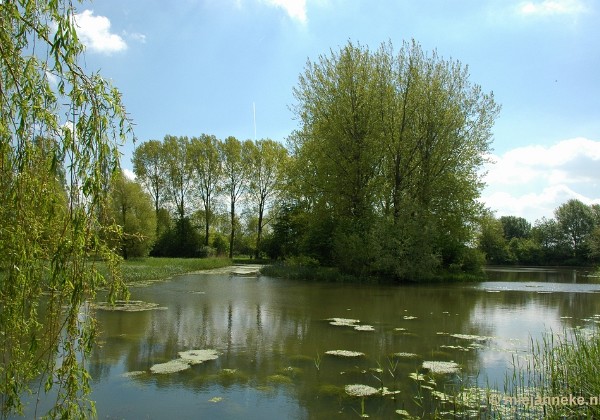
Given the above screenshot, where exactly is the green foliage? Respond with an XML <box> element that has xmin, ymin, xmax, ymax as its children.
<box><xmin>246</xmin><ymin>139</ymin><xmax>288</xmax><ymax>258</ymax></box>
<box><xmin>211</xmin><ymin>234</ymin><xmax>229</xmax><ymax>256</ymax></box>
<box><xmin>189</xmin><ymin>134</ymin><xmax>222</xmax><ymax>245</ymax></box>
<box><xmin>99</xmin><ymin>257</ymin><xmax>232</xmax><ymax>284</ymax></box>
<box><xmin>0</xmin><ymin>1</ymin><xmax>132</xmax><ymax>416</ymax></box>
<box><xmin>132</xmin><ymin>139</ymin><xmax>167</xmax><ymax>214</ymax></box>
<box><xmin>503</xmin><ymin>328</ymin><xmax>600</xmax><ymax>419</ymax></box>
<box><xmin>106</xmin><ymin>172</ymin><xmax>157</xmax><ymax>259</ymax></box>
<box><xmin>219</xmin><ymin>136</ymin><xmax>250</xmax><ymax>258</ymax></box>
<box><xmin>500</xmin><ymin>215</ymin><xmax>531</xmax><ymax>240</ymax></box>
<box><xmin>555</xmin><ymin>199</ymin><xmax>595</xmax><ymax>259</ymax></box>
<box><xmin>289</xmin><ymin>39</ymin><xmax>499</xmax><ymax>280</ymax></box>
<box><xmin>477</xmin><ymin>199</ymin><xmax>600</xmax><ymax>266</ymax></box>
<box><xmin>477</xmin><ymin>212</ymin><xmax>511</xmax><ymax>264</ymax></box>
<box><xmin>151</xmin><ymin>217</ymin><xmax>204</xmax><ymax>258</ymax></box>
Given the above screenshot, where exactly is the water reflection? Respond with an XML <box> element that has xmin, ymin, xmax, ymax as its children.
<box><xmin>23</xmin><ymin>267</ymin><xmax>600</xmax><ymax>418</ymax></box>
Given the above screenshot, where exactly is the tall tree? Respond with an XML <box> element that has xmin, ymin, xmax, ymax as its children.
<box><xmin>219</xmin><ymin>136</ymin><xmax>250</xmax><ymax>258</ymax></box>
<box><xmin>132</xmin><ymin>139</ymin><xmax>167</xmax><ymax>216</ymax></box>
<box><xmin>162</xmin><ymin>135</ymin><xmax>193</xmax><ymax>222</ymax></box>
<box><xmin>555</xmin><ymin>199</ymin><xmax>595</xmax><ymax>259</ymax></box>
<box><xmin>0</xmin><ymin>1</ymin><xmax>131</xmax><ymax>416</ymax></box>
<box><xmin>190</xmin><ymin>134</ymin><xmax>222</xmax><ymax>246</ymax></box>
<box><xmin>247</xmin><ymin>139</ymin><xmax>288</xmax><ymax>258</ymax></box>
<box><xmin>291</xmin><ymin>40</ymin><xmax>499</xmax><ymax>278</ymax></box>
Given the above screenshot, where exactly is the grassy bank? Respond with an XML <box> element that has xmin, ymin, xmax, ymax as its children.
<box><xmin>261</xmin><ymin>260</ymin><xmax>485</xmax><ymax>283</ymax></box>
<box><xmin>100</xmin><ymin>257</ymin><xmax>232</xmax><ymax>284</ymax></box>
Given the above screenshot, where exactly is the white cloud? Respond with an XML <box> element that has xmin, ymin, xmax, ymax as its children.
<box><xmin>73</xmin><ymin>10</ymin><xmax>127</xmax><ymax>54</ymax></box>
<box><xmin>123</xmin><ymin>168</ymin><xmax>136</xmax><ymax>180</ymax></box>
<box><xmin>262</xmin><ymin>0</ymin><xmax>307</xmax><ymax>23</ymax></box>
<box><xmin>480</xmin><ymin>137</ymin><xmax>600</xmax><ymax>222</ymax></box>
<box><xmin>517</xmin><ymin>0</ymin><xmax>587</xmax><ymax>16</ymax></box>
<box><xmin>125</xmin><ymin>31</ymin><xmax>147</xmax><ymax>44</ymax></box>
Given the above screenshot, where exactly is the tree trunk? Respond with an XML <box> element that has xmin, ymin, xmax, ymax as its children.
<box><xmin>229</xmin><ymin>200</ymin><xmax>235</xmax><ymax>259</ymax></box>
<box><xmin>255</xmin><ymin>199</ymin><xmax>264</xmax><ymax>259</ymax></box>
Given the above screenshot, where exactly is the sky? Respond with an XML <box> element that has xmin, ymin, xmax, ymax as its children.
<box><xmin>69</xmin><ymin>0</ymin><xmax>600</xmax><ymax>223</ymax></box>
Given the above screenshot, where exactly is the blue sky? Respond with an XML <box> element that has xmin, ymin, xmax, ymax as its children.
<box><xmin>72</xmin><ymin>0</ymin><xmax>600</xmax><ymax>222</ymax></box>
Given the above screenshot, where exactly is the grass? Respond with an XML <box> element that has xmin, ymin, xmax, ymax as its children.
<box><xmin>500</xmin><ymin>327</ymin><xmax>600</xmax><ymax>419</ymax></box>
<box><xmin>99</xmin><ymin>257</ymin><xmax>232</xmax><ymax>284</ymax></box>
<box><xmin>448</xmin><ymin>327</ymin><xmax>600</xmax><ymax>419</ymax></box>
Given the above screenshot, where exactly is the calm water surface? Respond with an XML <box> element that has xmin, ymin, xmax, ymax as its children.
<box><xmin>26</xmin><ymin>266</ymin><xmax>600</xmax><ymax>418</ymax></box>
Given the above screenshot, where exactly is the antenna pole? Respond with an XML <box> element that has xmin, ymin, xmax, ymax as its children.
<box><xmin>253</xmin><ymin>102</ymin><xmax>257</xmax><ymax>141</ymax></box>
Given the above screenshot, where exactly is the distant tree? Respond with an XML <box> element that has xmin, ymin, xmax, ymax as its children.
<box><xmin>219</xmin><ymin>136</ymin><xmax>250</xmax><ymax>258</ymax></box>
<box><xmin>107</xmin><ymin>172</ymin><xmax>157</xmax><ymax>259</ymax></box>
<box><xmin>247</xmin><ymin>139</ymin><xmax>288</xmax><ymax>258</ymax></box>
<box><xmin>162</xmin><ymin>135</ymin><xmax>194</xmax><ymax>222</ymax></box>
<box><xmin>132</xmin><ymin>139</ymin><xmax>167</xmax><ymax>216</ymax></box>
<box><xmin>190</xmin><ymin>134</ymin><xmax>222</xmax><ymax>245</ymax></box>
<box><xmin>532</xmin><ymin>217</ymin><xmax>570</xmax><ymax>264</ymax></box>
<box><xmin>500</xmin><ymin>216</ymin><xmax>531</xmax><ymax>240</ymax></box>
<box><xmin>555</xmin><ymin>199</ymin><xmax>595</xmax><ymax>260</ymax></box>
<box><xmin>477</xmin><ymin>212</ymin><xmax>510</xmax><ymax>264</ymax></box>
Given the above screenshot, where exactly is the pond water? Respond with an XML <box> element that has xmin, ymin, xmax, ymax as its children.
<box><xmin>23</xmin><ymin>266</ymin><xmax>600</xmax><ymax>418</ymax></box>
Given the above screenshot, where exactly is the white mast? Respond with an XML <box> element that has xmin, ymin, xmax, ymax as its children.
<box><xmin>253</xmin><ymin>102</ymin><xmax>257</xmax><ymax>141</ymax></box>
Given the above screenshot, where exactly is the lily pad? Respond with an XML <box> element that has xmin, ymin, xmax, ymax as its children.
<box><xmin>150</xmin><ymin>359</ymin><xmax>190</xmax><ymax>374</ymax></box>
<box><xmin>325</xmin><ymin>350</ymin><xmax>365</xmax><ymax>357</ymax></box>
<box><xmin>327</xmin><ymin>317</ymin><xmax>360</xmax><ymax>326</ymax></box>
<box><xmin>345</xmin><ymin>384</ymin><xmax>380</xmax><ymax>397</ymax></box>
<box><xmin>450</xmin><ymin>333</ymin><xmax>493</xmax><ymax>341</ymax></box>
<box><xmin>178</xmin><ymin>349</ymin><xmax>219</xmax><ymax>364</ymax></box>
<box><xmin>422</xmin><ymin>360</ymin><xmax>460</xmax><ymax>374</ymax></box>
<box><xmin>393</xmin><ymin>352</ymin><xmax>419</xmax><ymax>358</ymax></box>
<box><xmin>354</xmin><ymin>325</ymin><xmax>375</xmax><ymax>332</ymax></box>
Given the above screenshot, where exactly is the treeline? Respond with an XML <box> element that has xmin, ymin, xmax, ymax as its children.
<box><xmin>112</xmin><ymin>40</ymin><xmax>502</xmax><ymax>282</ymax></box>
<box><xmin>108</xmin><ymin>135</ymin><xmax>288</xmax><ymax>259</ymax></box>
<box><xmin>478</xmin><ymin>199</ymin><xmax>600</xmax><ymax>266</ymax></box>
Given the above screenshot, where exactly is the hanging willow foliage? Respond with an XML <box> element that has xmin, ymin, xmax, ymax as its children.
<box><xmin>0</xmin><ymin>1</ymin><xmax>132</xmax><ymax>417</ymax></box>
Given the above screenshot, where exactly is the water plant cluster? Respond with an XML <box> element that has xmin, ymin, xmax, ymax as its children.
<box><xmin>150</xmin><ymin>350</ymin><xmax>219</xmax><ymax>374</ymax></box>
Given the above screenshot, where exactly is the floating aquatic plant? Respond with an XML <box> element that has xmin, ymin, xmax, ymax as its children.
<box><xmin>354</xmin><ymin>325</ymin><xmax>375</xmax><ymax>332</ymax></box>
<box><xmin>381</xmin><ymin>387</ymin><xmax>401</xmax><ymax>396</ymax></box>
<box><xmin>325</xmin><ymin>350</ymin><xmax>365</xmax><ymax>357</ymax></box>
<box><xmin>440</xmin><ymin>344</ymin><xmax>470</xmax><ymax>352</ymax></box>
<box><xmin>208</xmin><ymin>396</ymin><xmax>223</xmax><ymax>403</ymax></box>
<box><xmin>393</xmin><ymin>352</ymin><xmax>419</xmax><ymax>358</ymax></box>
<box><xmin>327</xmin><ymin>317</ymin><xmax>360</xmax><ymax>326</ymax></box>
<box><xmin>450</xmin><ymin>333</ymin><xmax>492</xmax><ymax>341</ymax></box>
<box><xmin>422</xmin><ymin>360</ymin><xmax>460</xmax><ymax>374</ymax></box>
<box><xmin>344</xmin><ymin>384</ymin><xmax>379</xmax><ymax>397</ymax></box>
<box><xmin>150</xmin><ymin>349</ymin><xmax>219</xmax><ymax>374</ymax></box>
<box><xmin>93</xmin><ymin>300</ymin><xmax>167</xmax><ymax>312</ymax></box>
<box><xmin>121</xmin><ymin>371</ymin><xmax>145</xmax><ymax>378</ymax></box>
<box><xmin>178</xmin><ymin>349</ymin><xmax>219</xmax><ymax>365</ymax></box>
<box><xmin>408</xmin><ymin>372</ymin><xmax>426</xmax><ymax>381</ymax></box>
<box><xmin>266</xmin><ymin>374</ymin><xmax>293</xmax><ymax>384</ymax></box>
<box><xmin>149</xmin><ymin>359</ymin><xmax>191</xmax><ymax>374</ymax></box>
